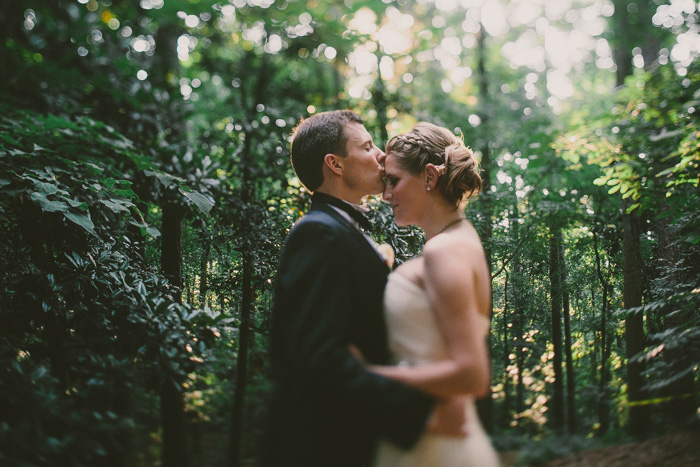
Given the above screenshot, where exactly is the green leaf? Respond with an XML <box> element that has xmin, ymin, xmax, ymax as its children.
<box><xmin>31</xmin><ymin>192</ymin><xmax>68</xmax><ymax>212</ymax></box>
<box><xmin>33</xmin><ymin>180</ymin><xmax>59</xmax><ymax>195</ymax></box>
<box><xmin>67</xmin><ymin>198</ymin><xmax>88</xmax><ymax>210</ymax></box>
<box><xmin>100</xmin><ymin>198</ymin><xmax>133</xmax><ymax>213</ymax></box>
<box><xmin>0</xmin><ymin>179</ymin><xmax>10</xmax><ymax>189</ymax></box>
<box><xmin>113</xmin><ymin>188</ymin><xmax>136</xmax><ymax>199</ymax></box>
<box><xmin>146</xmin><ymin>170</ymin><xmax>185</xmax><ymax>187</ymax></box>
<box><xmin>146</xmin><ymin>225</ymin><xmax>161</xmax><ymax>238</ymax></box>
<box><xmin>179</xmin><ymin>188</ymin><xmax>214</xmax><ymax>215</ymax></box>
<box><xmin>625</xmin><ymin>203</ymin><xmax>640</xmax><ymax>214</ymax></box>
<box><xmin>85</xmin><ymin>162</ymin><xmax>105</xmax><ymax>172</ymax></box>
<box><xmin>64</xmin><ymin>211</ymin><xmax>94</xmax><ymax>232</ymax></box>
<box><xmin>128</xmin><ymin>219</ymin><xmax>160</xmax><ymax>238</ymax></box>
<box><xmin>128</xmin><ymin>153</ymin><xmax>153</xmax><ymax>170</ymax></box>
<box><xmin>656</xmin><ymin>167</ymin><xmax>674</xmax><ymax>177</ymax></box>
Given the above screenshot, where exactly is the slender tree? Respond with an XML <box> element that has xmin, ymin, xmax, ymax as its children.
<box><xmin>609</xmin><ymin>0</ymin><xmax>657</xmax><ymax>435</ymax></box>
<box><xmin>560</xmin><ymin>238</ymin><xmax>577</xmax><ymax>434</ymax></box>
<box><xmin>501</xmin><ymin>271</ymin><xmax>512</xmax><ymax>428</ymax></box>
<box><xmin>548</xmin><ymin>226</ymin><xmax>566</xmax><ymax>432</ymax></box>
<box><xmin>622</xmin><ymin>196</ymin><xmax>651</xmax><ymax>436</ymax></box>
<box><xmin>592</xmin><ymin>223</ymin><xmax>612</xmax><ymax>434</ymax></box>
<box><xmin>475</xmin><ymin>18</ymin><xmax>495</xmax><ymax>433</ymax></box>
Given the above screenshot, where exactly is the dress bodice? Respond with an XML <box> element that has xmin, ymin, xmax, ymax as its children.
<box><xmin>375</xmin><ymin>272</ymin><xmax>501</xmax><ymax>467</ymax></box>
<box><xmin>383</xmin><ymin>272</ymin><xmax>491</xmax><ymax>366</ymax></box>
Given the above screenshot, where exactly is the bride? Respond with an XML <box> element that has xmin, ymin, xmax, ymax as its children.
<box><xmin>371</xmin><ymin>122</ymin><xmax>500</xmax><ymax>466</ymax></box>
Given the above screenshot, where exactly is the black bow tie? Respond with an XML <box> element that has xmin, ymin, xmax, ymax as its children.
<box><xmin>312</xmin><ymin>192</ymin><xmax>373</xmax><ymax>231</ymax></box>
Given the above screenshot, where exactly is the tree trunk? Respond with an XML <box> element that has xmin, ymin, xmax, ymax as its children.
<box><xmin>657</xmin><ymin>193</ymin><xmax>696</xmax><ymax>426</ymax></box>
<box><xmin>548</xmin><ymin>227</ymin><xmax>565</xmax><ymax>433</ymax></box>
<box><xmin>160</xmin><ymin>202</ymin><xmax>188</xmax><ymax>467</ymax></box>
<box><xmin>592</xmin><ymin>226</ymin><xmax>612</xmax><ymax>434</ymax></box>
<box><xmin>199</xmin><ymin>226</ymin><xmax>215</xmax><ymax>307</ymax></box>
<box><xmin>611</xmin><ymin>0</ymin><xmax>662</xmax><ymax>85</ymax></box>
<box><xmin>501</xmin><ymin>272</ymin><xmax>511</xmax><ymax>428</ymax></box>
<box><xmin>560</xmin><ymin>238</ymin><xmax>576</xmax><ymax>434</ymax></box>
<box><xmin>598</xmin><ymin>283</ymin><xmax>611</xmax><ymax>435</ymax></box>
<box><xmin>515</xmin><ymin>311</ymin><xmax>525</xmax><ymax>416</ymax></box>
<box><xmin>622</xmin><ymin>197</ymin><xmax>651</xmax><ymax>436</ymax></box>
<box><xmin>229</xmin><ymin>116</ymin><xmax>257</xmax><ymax>465</ymax></box>
<box><xmin>612</xmin><ymin>0</ymin><xmax>633</xmax><ymax>86</ymax></box>
<box><xmin>512</xmin><ymin>260</ymin><xmax>526</xmax><ymax>415</ymax></box>
<box><xmin>609</xmin><ymin>0</ymin><xmax>659</xmax><ymax>435</ymax></box>
<box><xmin>372</xmin><ymin>55</ymin><xmax>389</xmax><ymax>144</ymax></box>
<box><xmin>229</xmin><ymin>254</ymin><xmax>254</xmax><ymax>467</ymax></box>
<box><xmin>475</xmin><ymin>18</ymin><xmax>495</xmax><ymax>434</ymax></box>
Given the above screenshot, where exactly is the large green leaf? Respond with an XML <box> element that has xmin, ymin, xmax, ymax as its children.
<box><xmin>31</xmin><ymin>192</ymin><xmax>68</xmax><ymax>212</ymax></box>
<box><xmin>179</xmin><ymin>188</ymin><xmax>214</xmax><ymax>215</ymax></box>
<box><xmin>64</xmin><ymin>211</ymin><xmax>94</xmax><ymax>232</ymax></box>
<box><xmin>100</xmin><ymin>198</ymin><xmax>133</xmax><ymax>213</ymax></box>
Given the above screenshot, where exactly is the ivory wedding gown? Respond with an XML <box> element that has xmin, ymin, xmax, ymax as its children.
<box><xmin>374</xmin><ymin>272</ymin><xmax>501</xmax><ymax>467</ymax></box>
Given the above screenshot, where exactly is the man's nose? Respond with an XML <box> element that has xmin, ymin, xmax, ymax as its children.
<box><xmin>376</xmin><ymin>151</ymin><xmax>386</xmax><ymax>164</ymax></box>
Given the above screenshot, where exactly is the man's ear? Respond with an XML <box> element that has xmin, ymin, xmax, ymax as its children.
<box><xmin>324</xmin><ymin>154</ymin><xmax>344</xmax><ymax>176</ymax></box>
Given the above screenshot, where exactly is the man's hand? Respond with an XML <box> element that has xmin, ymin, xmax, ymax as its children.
<box><xmin>426</xmin><ymin>396</ymin><xmax>468</xmax><ymax>437</ymax></box>
<box><xmin>348</xmin><ymin>344</ymin><xmax>365</xmax><ymax>363</ymax></box>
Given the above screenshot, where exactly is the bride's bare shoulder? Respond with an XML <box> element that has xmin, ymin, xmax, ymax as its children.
<box><xmin>424</xmin><ymin>229</ymin><xmax>483</xmax><ymax>260</ymax></box>
<box><xmin>392</xmin><ymin>257</ymin><xmax>425</xmax><ymax>289</ymax></box>
<box><xmin>422</xmin><ymin>227</ymin><xmax>488</xmax><ymax>281</ymax></box>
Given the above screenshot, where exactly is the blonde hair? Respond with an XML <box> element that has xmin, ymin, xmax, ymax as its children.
<box><xmin>386</xmin><ymin>122</ymin><xmax>482</xmax><ymax>206</ymax></box>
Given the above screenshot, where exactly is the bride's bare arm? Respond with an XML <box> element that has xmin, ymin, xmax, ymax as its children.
<box><xmin>370</xmin><ymin>235</ymin><xmax>492</xmax><ymax>398</ymax></box>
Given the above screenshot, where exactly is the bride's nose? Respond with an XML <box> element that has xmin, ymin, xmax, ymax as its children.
<box><xmin>382</xmin><ymin>186</ymin><xmax>391</xmax><ymax>202</ymax></box>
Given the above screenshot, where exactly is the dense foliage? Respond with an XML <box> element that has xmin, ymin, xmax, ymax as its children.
<box><xmin>1</xmin><ymin>0</ymin><xmax>698</xmax><ymax>466</ymax></box>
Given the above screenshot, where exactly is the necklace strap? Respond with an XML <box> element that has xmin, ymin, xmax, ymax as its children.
<box><xmin>436</xmin><ymin>217</ymin><xmax>464</xmax><ymax>236</ymax></box>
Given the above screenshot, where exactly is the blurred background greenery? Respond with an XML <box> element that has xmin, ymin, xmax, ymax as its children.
<box><xmin>1</xmin><ymin>0</ymin><xmax>698</xmax><ymax>465</ymax></box>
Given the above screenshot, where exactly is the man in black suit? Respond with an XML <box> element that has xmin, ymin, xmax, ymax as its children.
<box><xmin>263</xmin><ymin>110</ymin><xmax>465</xmax><ymax>467</ymax></box>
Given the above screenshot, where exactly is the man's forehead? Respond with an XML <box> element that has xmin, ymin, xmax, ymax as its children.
<box><xmin>345</xmin><ymin>122</ymin><xmax>371</xmax><ymax>142</ymax></box>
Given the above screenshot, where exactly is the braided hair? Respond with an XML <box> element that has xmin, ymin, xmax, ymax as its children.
<box><xmin>386</xmin><ymin>122</ymin><xmax>482</xmax><ymax>206</ymax></box>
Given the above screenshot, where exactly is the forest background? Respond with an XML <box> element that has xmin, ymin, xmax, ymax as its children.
<box><xmin>1</xmin><ymin>0</ymin><xmax>699</xmax><ymax>466</ymax></box>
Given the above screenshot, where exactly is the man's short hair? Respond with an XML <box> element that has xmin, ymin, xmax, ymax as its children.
<box><xmin>290</xmin><ymin>110</ymin><xmax>364</xmax><ymax>192</ymax></box>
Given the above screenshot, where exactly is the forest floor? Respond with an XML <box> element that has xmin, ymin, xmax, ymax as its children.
<box><xmin>500</xmin><ymin>430</ymin><xmax>700</xmax><ymax>466</ymax></box>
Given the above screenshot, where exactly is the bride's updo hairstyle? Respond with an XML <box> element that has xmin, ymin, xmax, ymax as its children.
<box><xmin>385</xmin><ymin>122</ymin><xmax>482</xmax><ymax>206</ymax></box>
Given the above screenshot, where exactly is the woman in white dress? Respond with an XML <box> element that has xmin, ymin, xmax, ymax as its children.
<box><xmin>372</xmin><ymin>122</ymin><xmax>500</xmax><ymax>466</ymax></box>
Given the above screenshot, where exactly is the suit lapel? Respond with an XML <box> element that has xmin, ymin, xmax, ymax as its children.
<box><xmin>310</xmin><ymin>201</ymin><xmax>389</xmax><ymax>274</ymax></box>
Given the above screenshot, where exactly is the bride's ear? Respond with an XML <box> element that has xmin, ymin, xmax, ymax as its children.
<box><xmin>424</xmin><ymin>164</ymin><xmax>440</xmax><ymax>189</ymax></box>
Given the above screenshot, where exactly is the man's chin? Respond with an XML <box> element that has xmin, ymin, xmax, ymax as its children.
<box><xmin>371</xmin><ymin>183</ymin><xmax>386</xmax><ymax>196</ymax></box>
<box><xmin>361</xmin><ymin>189</ymin><xmax>384</xmax><ymax>198</ymax></box>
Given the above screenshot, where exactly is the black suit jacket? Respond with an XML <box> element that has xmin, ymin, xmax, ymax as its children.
<box><xmin>263</xmin><ymin>194</ymin><xmax>434</xmax><ymax>467</ymax></box>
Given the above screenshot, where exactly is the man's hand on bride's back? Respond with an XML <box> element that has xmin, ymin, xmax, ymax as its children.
<box><xmin>348</xmin><ymin>344</ymin><xmax>366</xmax><ymax>364</ymax></box>
<box><xmin>426</xmin><ymin>396</ymin><xmax>468</xmax><ymax>437</ymax></box>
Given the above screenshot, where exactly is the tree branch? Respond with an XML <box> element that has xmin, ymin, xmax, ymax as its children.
<box><xmin>491</xmin><ymin>221</ymin><xmax>533</xmax><ymax>280</ymax></box>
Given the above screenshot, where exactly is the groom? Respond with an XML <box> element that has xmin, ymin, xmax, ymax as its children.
<box><xmin>263</xmin><ymin>110</ymin><xmax>464</xmax><ymax>467</ymax></box>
